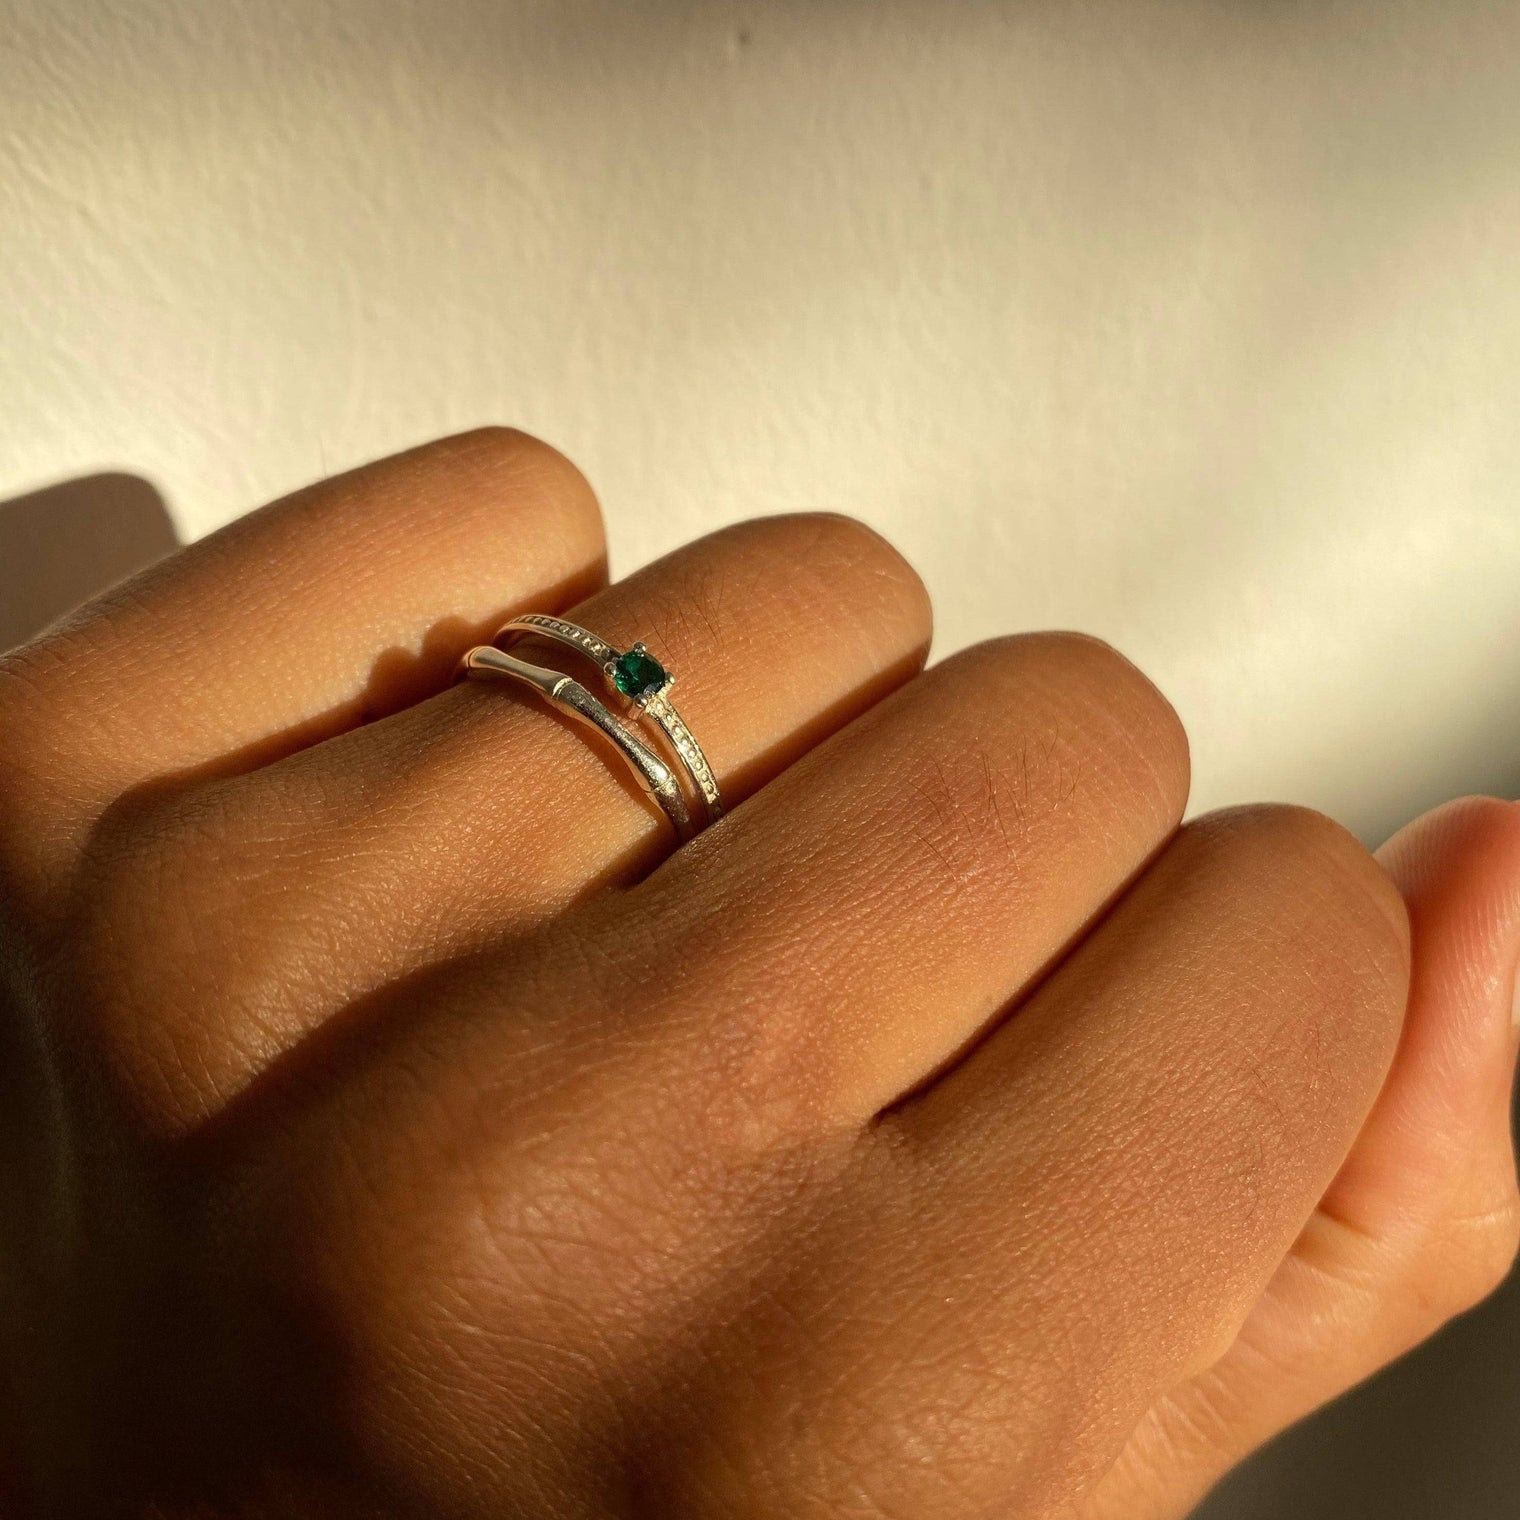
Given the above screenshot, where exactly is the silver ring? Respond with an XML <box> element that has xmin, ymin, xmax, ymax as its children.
<box><xmin>498</xmin><ymin>614</ymin><xmax>724</xmax><ymax>828</ymax></box>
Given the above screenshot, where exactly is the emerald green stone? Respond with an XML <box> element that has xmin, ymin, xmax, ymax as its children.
<box><xmin>611</xmin><ymin>648</ymin><xmax>666</xmax><ymax>699</ymax></box>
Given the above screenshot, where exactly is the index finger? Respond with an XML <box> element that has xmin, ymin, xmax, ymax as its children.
<box><xmin>0</xmin><ymin>429</ymin><xmax>606</xmax><ymax>903</ymax></box>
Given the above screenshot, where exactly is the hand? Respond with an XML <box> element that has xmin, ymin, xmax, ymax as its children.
<box><xmin>0</xmin><ymin>429</ymin><xmax>1513</xmax><ymax>1518</ymax></box>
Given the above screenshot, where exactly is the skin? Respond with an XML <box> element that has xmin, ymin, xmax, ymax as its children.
<box><xmin>0</xmin><ymin>426</ymin><xmax>1513</xmax><ymax>1518</ymax></box>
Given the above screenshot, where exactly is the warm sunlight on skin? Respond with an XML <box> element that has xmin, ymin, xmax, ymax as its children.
<box><xmin>0</xmin><ymin>431</ymin><xmax>1514</xmax><ymax>1518</ymax></box>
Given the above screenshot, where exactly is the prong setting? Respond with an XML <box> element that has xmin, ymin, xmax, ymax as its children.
<box><xmin>608</xmin><ymin>644</ymin><xmax>668</xmax><ymax>702</ymax></box>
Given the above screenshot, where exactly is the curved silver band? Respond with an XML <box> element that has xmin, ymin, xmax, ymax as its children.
<box><xmin>459</xmin><ymin>645</ymin><xmax>695</xmax><ymax>842</ymax></box>
<box><xmin>498</xmin><ymin>614</ymin><xmax>724</xmax><ymax>828</ymax></box>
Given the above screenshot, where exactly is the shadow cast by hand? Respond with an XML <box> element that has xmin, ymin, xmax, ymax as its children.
<box><xmin>0</xmin><ymin>473</ymin><xmax>182</xmax><ymax>653</ymax></box>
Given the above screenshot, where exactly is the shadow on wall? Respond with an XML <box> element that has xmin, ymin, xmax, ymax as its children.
<box><xmin>1196</xmin><ymin>1210</ymin><xmax>1520</xmax><ymax>1520</ymax></box>
<box><xmin>0</xmin><ymin>473</ymin><xmax>181</xmax><ymax>651</ymax></box>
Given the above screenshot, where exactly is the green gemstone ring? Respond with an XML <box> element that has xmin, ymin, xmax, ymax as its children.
<box><xmin>489</xmin><ymin>614</ymin><xmax>724</xmax><ymax>830</ymax></box>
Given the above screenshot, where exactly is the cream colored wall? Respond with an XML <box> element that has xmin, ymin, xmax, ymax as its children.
<box><xmin>6</xmin><ymin>0</ymin><xmax>1520</xmax><ymax>840</ymax></box>
<box><xmin>6</xmin><ymin>5</ymin><xmax>1520</xmax><ymax>1515</ymax></box>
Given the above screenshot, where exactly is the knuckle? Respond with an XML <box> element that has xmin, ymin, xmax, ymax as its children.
<box><xmin>1191</xmin><ymin>802</ymin><xmax>1408</xmax><ymax>960</ymax></box>
<box><xmin>639</xmin><ymin>511</ymin><xmax>933</xmax><ymax>666</ymax></box>
<box><xmin>456</xmin><ymin>421</ymin><xmax>569</xmax><ymax>473</ymax></box>
<box><xmin>451</xmin><ymin>425</ymin><xmax>606</xmax><ymax>546</ymax></box>
<box><xmin>1181</xmin><ymin>803</ymin><xmax>1411</xmax><ymax>1073</ymax></box>
<box><xmin>738</xmin><ymin>511</ymin><xmax>933</xmax><ymax>640</ymax></box>
<box><xmin>634</xmin><ymin>549</ymin><xmax>741</xmax><ymax>661</ymax></box>
<box><xmin>881</xmin><ymin>636</ymin><xmax>1192</xmax><ymax>908</ymax></box>
<box><xmin>909</xmin><ymin>723</ymin><xmax>1075</xmax><ymax>885</ymax></box>
<box><xmin>936</xmin><ymin>632</ymin><xmax>1190</xmax><ymax>831</ymax></box>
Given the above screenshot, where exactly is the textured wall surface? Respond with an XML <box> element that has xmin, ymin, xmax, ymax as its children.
<box><xmin>4</xmin><ymin>2</ymin><xmax>1520</xmax><ymax>1514</ymax></box>
<box><xmin>8</xmin><ymin>0</ymin><xmax>1520</xmax><ymax>839</ymax></box>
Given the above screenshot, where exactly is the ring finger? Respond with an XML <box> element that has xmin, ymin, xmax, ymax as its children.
<box><xmin>95</xmin><ymin>512</ymin><xmax>933</xmax><ymax>1131</ymax></box>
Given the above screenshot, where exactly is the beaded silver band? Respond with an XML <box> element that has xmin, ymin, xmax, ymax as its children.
<box><xmin>499</xmin><ymin>614</ymin><xmax>724</xmax><ymax>828</ymax></box>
